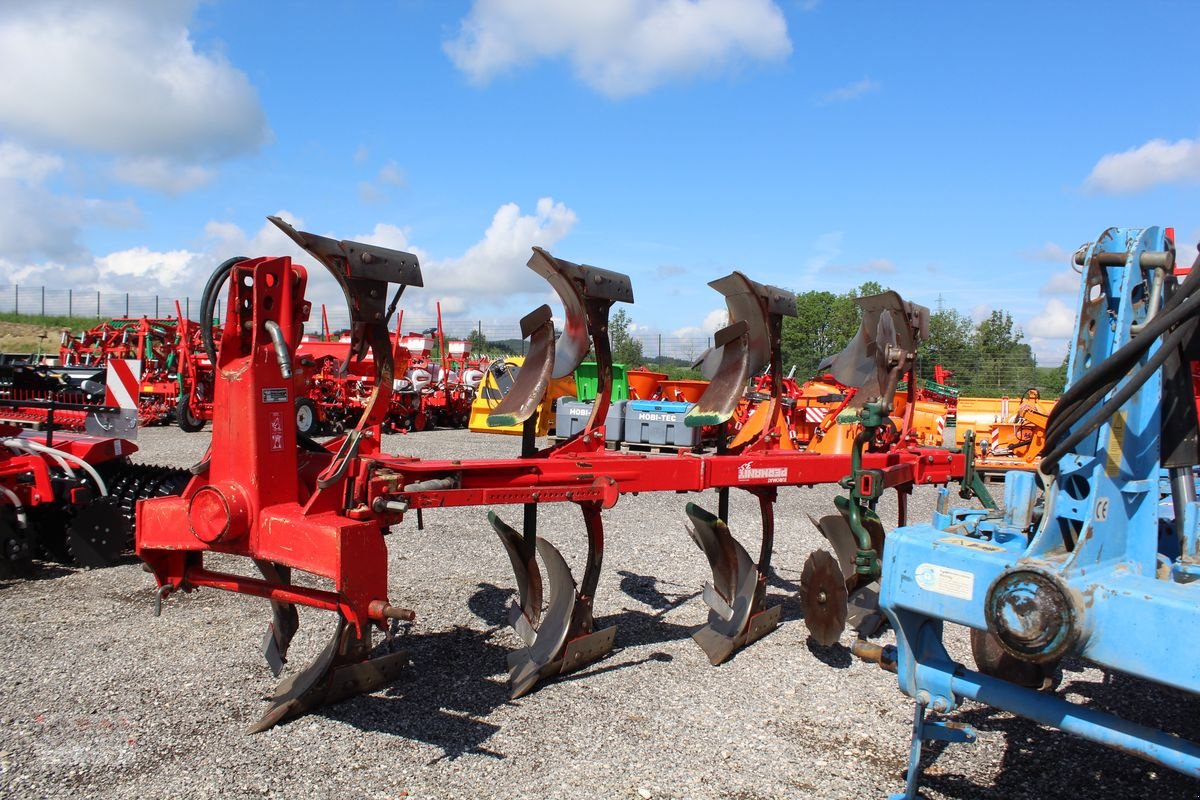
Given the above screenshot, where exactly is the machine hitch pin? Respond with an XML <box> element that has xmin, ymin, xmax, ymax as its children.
<box><xmin>372</xmin><ymin>496</ymin><xmax>410</xmax><ymax>515</ymax></box>
<box><xmin>369</xmin><ymin>600</ymin><xmax>417</xmax><ymax>623</ymax></box>
<box><xmin>153</xmin><ymin>584</ymin><xmax>175</xmax><ymax>617</ymax></box>
<box><xmin>850</xmin><ymin>639</ymin><xmax>897</xmax><ymax>673</ymax></box>
<box><xmin>263</xmin><ymin>320</ymin><xmax>293</xmax><ymax>380</ymax></box>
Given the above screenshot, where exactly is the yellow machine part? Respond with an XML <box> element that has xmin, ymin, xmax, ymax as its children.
<box><xmin>468</xmin><ymin>356</ymin><xmax>577</xmax><ymax>436</ymax></box>
<box><xmin>954</xmin><ymin>395</ymin><xmax>1056</xmax><ymax>447</ymax></box>
<box><xmin>975</xmin><ymin>407</ymin><xmax>1050</xmax><ymax>470</ymax></box>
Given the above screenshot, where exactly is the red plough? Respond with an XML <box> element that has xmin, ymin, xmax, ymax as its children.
<box><xmin>137</xmin><ymin>218</ymin><xmax>972</xmax><ymax>731</ymax></box>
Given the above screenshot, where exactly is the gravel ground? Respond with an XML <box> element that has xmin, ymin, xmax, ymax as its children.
<box><xmin>1</xmin><ymin>426</ymin><xmax>1198</xmax><ymax>799</ymax></box>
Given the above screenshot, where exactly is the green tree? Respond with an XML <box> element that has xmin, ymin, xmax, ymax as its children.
<box><xmin>466</xmin><ymin>328</ymin><xmax>489</xmax><ymax>352</ymax></box>
<box><xmin>780</xmin><ymin>282</ymin><xmax>890</xmax><ymax>379</ymax></box>
<box><xmin>610</xmin><ymin>308</ymin><xmax>644</xmax><ymax>366</ymax></box>
<box><xmin>918</xmin><ymin>308</ymin><xmax>976</xmax><ymax>384</ymax></box>
<box><xmin>973</xmin><ymin>310</ymin><xmax>1037</xmax><ymax>393</ymax></box>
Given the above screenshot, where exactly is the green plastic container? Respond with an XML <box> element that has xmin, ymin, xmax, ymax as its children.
<box><xmin>573</xmin><ymin>362</ymin><xmax>629</xmax><ymax>402</ymax></box>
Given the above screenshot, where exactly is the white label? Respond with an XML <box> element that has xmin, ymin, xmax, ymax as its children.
<box><xmin>915</xmin><ymin>563</ymin><xmax>974</xmax><ymax>601</ymax></box>
<box><xmin>736</xmin><ymin>462</ymin><xmax>788</xmax><ymax>483</ymax></box>
<box><xmin>637</xmin><ymin>412</ymin><xmax>679</xmax><ymax>422</ymax></box>
<box><xmin>262</xmin><ymin>388</ymin><xmax>289</xmax><ymax>404</ymax></box>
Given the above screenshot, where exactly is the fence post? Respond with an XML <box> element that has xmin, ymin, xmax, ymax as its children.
<box><xmin>125</xmin><ymin>293</ymin><xmax>129</xmax><ymax>317</ymax></box>
<box><xmin>186</xmin><ymin>297</ymin><xmax>190</xmax><ymax>320</ymax></box>
<box><xmin>155</xmin><ymin>296</ymin><xmax>159</xmax><ymax>317</ymax></box>
<box><xmin>14</xmin><ymin>285</ymin><xmax>17</xmax><ymax>316</ymax></box>
<box><xmin>96</xmin><ymin>291</ymin><xmax>100</xmax><ymax>319</ymax></box>
<box><xmin>68</xmin><ymin>289</ymin><xmax>72</xmax><ymax>318</ymax></box>
<box><xmin>658</xmin><ymin>334</ymin><xmax>662</xmax><ymax>359</ymax></box>
<box><xmin>41</xmin><ymin>286</ymin><xmax>44</xmax><ymax>316</ymax></box>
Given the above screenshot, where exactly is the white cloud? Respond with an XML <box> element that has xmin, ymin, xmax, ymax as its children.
<box><xmin>96</xmin><ymin>246</ymin><xmax>198</xmax><ymax>287</ymax></box>
<box><xmin>0</xmin><ymin>180</ymin><xmax>137</xmax><ymax>263</ymax></box>
<box><xmin>1084</xmin><ymin>136</ymin><xmax>1200</xmax><ymax>193</ymax></box>
<box><xmin>1026</xmin><ymin>336</ymin><xmax>1069</xmax><ymax>365</ymax></box>
<box><xmin>1040</xmin><ymin>269</ymin><xmax>1081</xmax><ymax>296</ymax></box>
<box><xmin>655</xmin><ymin>264</ymin><xmax>688</xmax><ymax>278</ymax></box>
<box><xmin>420</xmin><ymin>197</ymin><xmax>578</xmax><ymax>314</ymax></box>
<box><xmin>203</xmin><ymin>211</ymin><xmax>308</xmax><ymax>259</ymax></box>
<box><xmin>0</xmin><ymin>141</ymin><xmax>63</xmax><ymax>183</ymax></box>
<box><xmin>970</xmin><ymin>303</ymin><xmax>991</xmax><ymax>324</ymax></box>
<box><xmin>358</xmin><ymin>182</ymin><xmax>384</xmax><ymax>205</ymax></box>
<box><xmin>671</xmin><ymin>307</ymin><xmax>729</xmax><ymax>338</ymax></box>
<box><xmin>802</xmin><ymin>230</ymin><xmax>844</xmax><ymax>278</ymax></box>
<box><xmin>111</xmin><ymin>157</ymin><xmax>214</xmax><ymax>195</ymax></box>
<box><xmin>815</xmin><ymin>77</ymin><xmax>880</xmax><ymax>105</ymax></box>
<box><xmin>0</xmin><ymin>1</ymin><xmax>268</xmax><ymax>160</ymax></box>
<box><xmin>0</xmin><ymin>201</ymin><xmax>580</xmax><ymax>336</ymax></box>
<box><xmin>858</xmin><ymin>258</ymin><xmax>895</xmax><ymax>274</ymax></box>
<box><xmin>378</xmin><ymin>161</ymin><xmax>406</xmax><ymax>186</ymax></box>
<box><xmin>1026</xmin><ymin>297</ymin><xmax>1076</xmax><ymax>339</ymax></box>
<box><xmin>1021</xmin><ymin>242</ymin><xmax>1072</xmax><ymax>263</ymax></box>
<box><xmin>353</xmin><ymin>144</ymin><xmax>369</xmax><ymax>164</ymax></box>
<box><xmin>444</xmin><ymin>0</ymin><xmax>792</xmax><ymax>98</ymax></box>
<box><xmin>357</xmin><ymin>161</ymin><xmax>408</xmax><ymax>205</ymax></box>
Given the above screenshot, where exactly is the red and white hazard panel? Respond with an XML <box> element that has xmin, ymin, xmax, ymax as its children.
<box><xmin>105</xmin><ymin>359</ymin><xmax>142</xmax><ymax>410</ymax></box>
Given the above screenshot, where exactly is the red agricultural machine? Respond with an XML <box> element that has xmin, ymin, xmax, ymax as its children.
<box><xmin>287</xmin><ymin>307</ymin><xmax>486</xmax><ymax>436</ymax></box>
<box><xmin>59</xmin><ymin>316</ymin><xmax>184</xmax><ymax>426</ymax></box>
<box><xmin>137</xmin><ymin>218</ymin><xmax>985</xmax><ymax>731</ymax></box>
<box><xmin>392</xmin><ymin>307</ymin><xmax>487</xmax><ymax>431</ymax></box>
<box><xmin>0</xmin><ymin>362</ymin><xmax>189</xmax><ymax>576</ymax></box>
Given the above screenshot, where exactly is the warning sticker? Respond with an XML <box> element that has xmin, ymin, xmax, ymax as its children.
<box><xmin>914</xmin><ymin>563</ymin><xmax>974</xmax><ymax>601</ymax></box>
<box><xmin>269</xmin><ymin>411</ymin><xmax>285</xmax><ymax>451</ymax></box>
<box><xmin>937</xmin><ymin>537</ymin><xmax>1004</xmax><ymax>553</ymax></box>
<box><xmin>262</xmin><ymin>388</ymin><xmax>289</xmax><ymax>404</ymax></box>
<box><xmin>1105</xmin><ymin>411</ymin><xmax>1125</xmax><ymax>478</ymax></box>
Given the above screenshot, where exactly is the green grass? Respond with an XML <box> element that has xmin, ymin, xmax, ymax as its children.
<box><xmin>0</xmin><ymin>311</ymin><xmax>96</xmax><ymax>329</ymax></box>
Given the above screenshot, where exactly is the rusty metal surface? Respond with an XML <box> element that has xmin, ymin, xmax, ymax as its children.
<box><xmin>485</xmin><ymin>305</ymin><xmax>555</xmax><ymax>427</ymax></box>
<box><xmin>799</xmin><ymin>549</ymin><xmax>848</xmax><ymax>646</ymax></box>
<box><xmin>527</xmin><ymin>247</ymin><xmax>633</xmax><ymax>380</ymax></box>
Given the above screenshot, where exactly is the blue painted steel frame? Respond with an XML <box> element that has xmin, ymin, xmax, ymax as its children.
<box><xmin>876</xmin><ymin>228</ymin><xmax>1200</xmax><ymax>798</ymax></box>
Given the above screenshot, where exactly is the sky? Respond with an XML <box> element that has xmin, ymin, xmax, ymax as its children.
<box><xmin>0</xmin><ymin>0</ymin><xmax>1197</xmax><ymax>363</ymax></box>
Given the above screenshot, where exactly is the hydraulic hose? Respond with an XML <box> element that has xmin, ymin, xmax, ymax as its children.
<box><xmin>200</xmin><ymin>256</ymin><xmax>249</xmax><ymax>365</ymax></box>
<box><xmin>1041</xmin><ymin>248</ymin><xmax>1200</xmax><ymax>476</ymax></box>
<box><xmin>7</xmin><ymin>440</ymin><xmax>75</xmax><ymax>478</ymax></box>
<box><xmin>1045</xmin><ymin>248</ymin><xmax>1198</xmax><ymax>443</ymax></box>
<box><xmin>0</xmin><ymin>486</ymin><xmax>27</xmax><ymax>529</ymax></box>
<box><xmin>5</xmin><ymin>438</ymin><xmax>108</xmax><ymax>496</ymax></box>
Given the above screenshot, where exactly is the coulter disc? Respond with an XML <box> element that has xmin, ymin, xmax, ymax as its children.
<box><xmin>800</xmin><ymin>549</ymin><xmax>849</xmax><ymax>646</ymax></box>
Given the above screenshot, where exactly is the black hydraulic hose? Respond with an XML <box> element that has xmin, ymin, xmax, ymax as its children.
<box><xmin>200</xmin><ymin>256</ymin><xmax>248</xmax><ymax>364</ymax></box>
<box><xmin>1044</xmin><ymin>257</ymin><xmax>1200</xmax><ymax>447</ymax></box>
<box><xmin>1045</xmin><ymin>283</ymin><xmax>1200</xmax><ymax>449</ymax></box>
<box><xmin>1040</xmin><ymin>321</ymin><xmax>1191</xmax><ymax>475</ymax></box>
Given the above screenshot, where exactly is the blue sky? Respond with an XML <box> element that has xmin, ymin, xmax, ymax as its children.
<box><xmin>0</xmin><ymin>0</ymin><xmax>1197</xmax><ymax>363</ymax></box>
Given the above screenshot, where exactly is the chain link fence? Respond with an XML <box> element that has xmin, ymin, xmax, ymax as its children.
<box><xmin>0</xmin><ymin>285</ymin><xmax>718</xmax><ymax>361</ymax></box>
<box><xmin>0</xmin><ymin>284</ymin><xmax>1058</xmax><ymax>395</ymax></box>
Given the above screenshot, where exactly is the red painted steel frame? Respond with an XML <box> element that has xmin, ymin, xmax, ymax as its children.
<box><xmin>137</xmin><ymin>252</ymin><xmax>966</xmax><ymax>646</ymax></box>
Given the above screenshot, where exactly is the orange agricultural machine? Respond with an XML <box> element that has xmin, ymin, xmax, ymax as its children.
<box><xmin>952</xmin><ymin>389</ymin><xmax>1055</xmax><ymax>470</ymax></box>
<box><xmin>137</xmin><ymin>218</ymin><xmax>986</xmax><ymax>731</ymax></box>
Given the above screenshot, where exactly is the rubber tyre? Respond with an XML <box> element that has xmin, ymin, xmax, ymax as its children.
<box><xmin>295</xmin><ymin>397</ymin><xmax>319</xmax><ymax>436</ymax></box>
<box><xmin>176</xmin><ymin>394</ymin><xmax>205</xmax><ymax>433</ymax></box>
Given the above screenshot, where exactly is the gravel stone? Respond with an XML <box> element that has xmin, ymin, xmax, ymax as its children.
<box><xmin>0</xmin><ymin>426</ymin><xmax>1196</xmax><ymax>798</ymax></box>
